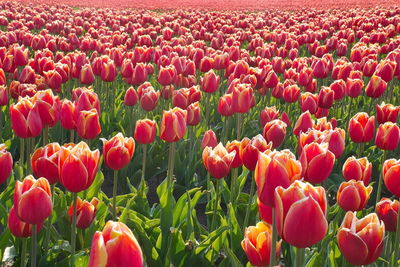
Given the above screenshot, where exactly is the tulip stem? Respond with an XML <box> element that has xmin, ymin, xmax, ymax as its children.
<box><xmin>167</xmin><ymin>142</ymin><xmax>176</xmax><ymax>190</ymax></box>
<box><xmin>243</xmin><ymin>171</ymin><xmax>255</xmax><ymax>231</ymax></box>
<box><xmin>206</xmin><ymin>172</ymin><xmax>211</xmax><ymax>203</ymax></box>
<box><xmin>141</xmin><ymin>145</ymin><xmax>147</xmax><ymax>184</ymax></box>
<box><xmin>70</xmin><ymin>130</ymin><xmax>75</xmax><ymax>143</ymax></box>
<box><xmin>295</xmin><ymin>247</ymin><xmax>305</xmax><ymax>267</ymax></box>
<box><xmin>70</xmin><ymin>192</ymin><xmax>77</xmax><ymax>267</ymax></box>
<box><xmin>43</xmin><ymin>184</ymin><xmax>55</xmax><ymax>251</ymax></box>
<box><xmin>391</xmin><ymin>201</ymin><xmax>400</xmax><ymax>267</ymax></box>
<box><xmin>31</xmin><ymin>225</ymin><xmax>37</xmax><ymax>267</ymax></box>
<box><xmin>20</xmin><ymin>138</ymin><xmax>25</xmax><ymax>172</ymax></box>
<box><xmin>230</xmin><ymin>167</ymin><xmax>238</xmax><ymax>205</ymax></box>
<box><xmin>236</xmin><ymin>113</ymin><xmax>242</xmax><ymax>140</ymax></box>
<box><xmin>376</xmin><ymin>150</ymin><xmax>388</xmax><ymax>206</ymax></box>
<box><xmin>20</xmin><ymin>238</ymin><xmax>27</xmax><ymax>267</ymax></box>
<box><xmin>43</xmin><ymin>126</ymin><xmax>49</xmax><ymax>146</ymax></box>
<box><xmin>270</xmin><ymin>208</ymin><xmax>277</xmax><ymax>267</ymax></box>
<box><xmin>358</xmin><ymin>142</ymin><xmax>364</xmax><ymax>157</ymax></box>
<box><xmin>205</xmin><ymin>93</ymin><xmax>211</xmax><ymax>127</ymax></box>
<box><xmin>211</xmin><ymin>179</ymin><xmax>221</xmax><ymax>231</ymax></box>
<box><xmin>113</xmin><ymin>170</ymin><xmax>118</xmax><ymax>219</ymax></box>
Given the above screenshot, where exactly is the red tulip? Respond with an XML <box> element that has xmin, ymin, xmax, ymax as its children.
<box><xmin>274</xmin><ymin>180</ymin><xmax>328</xmax><ymax>248</ymax></box>
<box><xmin>14</xmin><ymin>175</ymin><xmax>52</xmax><ymax>224</ymax></box>
<box><xmin>330</xmin><ymin>79</ymin><xmax>346</xmax><ymax>100</ymax></box>
<box><xmin>283</xmin><ymin>84</ymin><xmax>300</xmax><ymax>103</ymax></box>
<box><xmin>346</xmin><ymin>78</ymin><xmax>364</xmax><ymax>98</ymax></box>
<box><xmin>375</xmin><ymin>122</ymin><xmax>400</xmax><ymax>150</ymax></box>
<box><xmin>383</xmin><ymin>159</ymin><xmax>400</xmax><ymax>197</ymax></box>
<box><xmin>257</xmin><ymin>198</ymin><xmax>273</xmax><ymax>224</ymax></box>
<box><xmin>318</xmin><ymin>86</ymin><xmax>334</xmax><ymax>109</ymax></box>
<box><xmin>375</xmin><ymin>60</ymin><xmax>396</xmax><ymax>82</ymax></box>
<box><xmin>186</xmin><ymin>102</ymin><xmax>201</xmax><ymax>126</ymax></box>
<box><xmin>8</xmin><ymin>206</ymin><xmax>42</xmax><ymax>238</ymax></box>
<box><xmin>124</xmin><ymin>87</ymin><xmax>139</xmax><ymax>106</ymax></box>
<box><xmin>202</xmin><ymin>143</ymin><xmax>235</xmax><ymax>179</ymax></box>
<box><xmin>225</xmin><ymin>140</ymin><xmax>242</xmax><ymax>168</ymax></box>
<box><xmin>75</xmin><ymin>88</ymin><xmax>100</xmax><ymax>114</ymax></box>
<box><xmin>365</xmin><ymin>75</ymin><xmax>387</xmax><ymax>98</ymax></box>
<box><xmin>293</xmin><ymin>111</ymin><xmax>314</xmax><ymax>136</ymax></box>
<box><xmin>300</xmin><ymin>92</ymin><xmax>318</xmax><ymax>114</ymax></box>
<box><xmin>201</xmin><ymin>69</ymin><xmax>220</xmax><ymax>93</ymax></box>
<box><xmin>160</xmin><ymin>107</ymin><xmax>187</xmax><ymax>143</ymax></box>
<box><xmin>100</xmin><ymin>60</ymin><xmax>117</xmax><ymax>82</ymax></box>
<box><xmin>300</xmin><ymin>142</ymin><xmax>335</xmax><ymax>184</ymax></box>
<box><xmin>43</xmin><ymin>70</ymin><xmax>62</xmax><ymax>91</ymax></box>
<box><xmin>60</xmin><ymin>99</ymin><xmax>77</xmax><ymax>130</ymax></box>
<box><xmin>80</xmin><ymin>64</ymin><xmax>95</xmax><ymax>85</ymax></box>
<box><xmin>130</xmin><ymin>63</ymin><xmax>148</xmax><ymax>85</ymax></box>
<box><xmin>337</xmin><ymin>212</ymin><xmax>384</xmax><ymax>265</ymax></box>
<box><xmin>134</xmin><ymin>119</ymin><xmax>157</xmax><ymax>145</ymax></box>
<box><xmin>376</xmin><ymin>102</ymin><xmax>399</xmax><ymax>124</ymax></box>
<box><xmin>218</xmin><ymin>93</ymin><xmax>234</xmax><ymax>117</ymax></box>
<box><xmin>376</xmin><ymin>198</ymin><xmax>399</xmax><ymax>232</ymax></box>
<box><xmin>260</xmin><ymin>106</ymin><xmax>279</xmax><ymax>127</ymax></box>
<box><xmin>348</xmin><ymin>112</ymin><xmax>375</xmax><ymax>143</ymax></box>
<box><xmin>88</xmin><ymin>221</ymin><xmax>143</xmax><ymax>267</ymax></box>
<box><xmin>342</xmin><ymin>157</ymin><xmax>372</xmax><ymax>186</ymax></box>
<box><xmin>239</xmin><ymin>135</ymin><xmax>272</xmax><ymax>171</ymax></box>
<box><xmin>68</xmin><ymin>197</ymin><xmax>99</xmax><ymax>229</ymax></box>
<box><xmin>232</xmin><ymin>83</ymin><xmax>254</xmax><ymax>113</ymax></box>
<box><xmin>102</xmin><ymin>133</ymin><xmax>135</xmax><ymax>170</ymax></box>
<box><xmin>263</xmin><ymin>119</ymin><xmax>287</xmax><ymax>149</ymax></box>
<box><xmin>140</xmin><ymin>88</ymin><xmax>160</xmax><ymax>111</ymax></box>
<box><xmin>158</xmin><ymin>65</ymin><xmax>176</xmax><ymax>86</ymax></box>
<box><xmin>0</xmin><ymin>69</ymin><xmax>5</xmax><ymax>86</ymax></box>
<box><xmin>13</xmin><ymin>46</ymin><xmax>29</xmax><ymax>66</ymax></box>
<box><xmin>31</xmin><ymin>143</ymin><xmax>61</xmax><ymax>185</ymax></box>
<box><xmin>59</xmin><ymin>141</ymin><xmax>100</xmax><ymax>193</ymax></box>
<box><xmin>33</xmin><ymin>89</ymin><xmax>60</xmax><ymax>127</ymax></box>
<box><xmin>337</xmin><ymin>180</ymin><xmax>372</xmax><ymax>211</ymax></box>
<box><xmin>77</xmin><ymin>109</ymin><xmax>101</xmax><ymax>140</ymax></box>
<box><xmin>10</xmin><ymin>96</ymin><xmax>43</xmax><ymax>138</ymax></box>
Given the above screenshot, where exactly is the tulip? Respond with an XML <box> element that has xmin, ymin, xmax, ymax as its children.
<box><xmin>10</xmin><ymin>96</ymin><xmax>43</xmax><ymax>138</ymax></box>
<box><xmin>348</xmin><ymin>112</ymin><xmax>375</xmax><ymax>143</ymax></box>
<box><xmin>283</xmin><ymin>84</ymin><xmax>300</xmax><ymax>103</ymax></box>
<box><xmin>330</xmin><ymin>79</ymin><xmax>346</xmax><ymax>100</ymax></box>
<box><xmin>375</xmin><ymin>122</ymin><xmax>400</xmax><ymax>150</ymax></box>
<box><xmin>59</xmin><ymin>141</ymin><xmax>100</xmax><ymax>193</ymax></box>
<box><xmin>375</xmin><ymin>60</ymin><xmax>396</xmax><ymax>82</ymax></box>
<box><xmin>323</xmin><ymin>128</ymin><xmax>346</xmax><ymax>158</ymax></box>
<box><xmin>218</xmin><ymin>93</ymin><xmax>234</xmax><ymax>117</ymax></box>
<box><xmin>342</xmin><ymin>157</ymin><xmax>372</xmax><ymax>186</ymax></box>
<box><xmin>232</xmin><ymin>83</ymin><xmax>254</xmax><ymax>114</ymax></box>
<box><xmin>76</xmin><ymin>109</ymin><xmax>101</xmax><ymax>140</ymax></box>
<box><xmin>0</xmin><ymin>69</ymin><xmax>5</xmax><ymax>86</ymax></box>
<box><xmin>124</xmin><ymin>87</ymin><xmax>139</xmax><ymax>106</ymax></box>
<box><xmin>300</xmin><ymin>92</ymin><xmax>318</xmax><ymax>114</ymax></box>
<box><xmin>0</xmin><ymin>144</ymin><xmax>12</xmax><ymax>185</ymax></box>
<box><xmin>33</xmin><ymin>89</ymin><xmax>60</xmax><ymax>128</ymax></box>
<box><xmin>201</xmin><ymin>69</ymin><xmax>220</xmax><ymax>93</ymax></box>
<box><xmin>263</xmin><ymin>119</ymin><xmax>287</xmax><ymax>149</ymax></box>
<box><xmin>318</xmin><ymin>86</ymin><xmax>334</xmax><ymax>109</ymax></box>
<box><xmin>158</xmin><ymin>65</ymin><xmax>176</xmax><ymax>86</ymax></box>
<box><xmin>140</xmin><ymin>88</ymin><xmax>160</xmax><ymax>111</ymax></box>
<box><xmin>130</xmin><ymin>63</ymin><xmax>148</xmax><ymax>85</ymax></box>
<box><xmin>274</xmin><ymin>180</ymin><xmax>328</xmax><ymax>248</ymax></box>
<box><xmin>31</xmin><ymin>143</ymin><xmax>61</xmax><ymax>185</ymax></box>
<box><xmin>88</xmin><ymin>221</ymin><xmax>143</xmax><ymax>267</ymax></box>
<box><xmin>80</xmin><ymin>64</ymin><xmax>95</xmax><ymax>85</ymax></box>
<box><xmin>300</xmin><ymin>142</ymin><xmax>335</xmax><ymax>184</ymax></box>
<box><xmin>0</xmin><ymin>85</ymin><xmax>8</xmax><ymax>106</ymax></box>
<box><xmin>337</xmin><ymin>180</ymin><xmax>372</xmax><ymax>211</ymax></box>
<box><xmin>260</xmin><ymin>106</ymin><xmax>279</xmax><ymax>127</ymax></box>
<box><xmin>102</xmin><ymin>133</ymin><xmax>135</xmax><ymax>171</ymax></box>
<box><xmin>201</xmin><ymin>129</ymin><xmax>218</xmax><ymax>150</ymax></box>
<box><xmin>239</xmin><ymin>135</ymin><xmax>272</xmax><ymax>171</ymax></box>
<box><xmin>226</xmin><ymin>140</ymin><xmax>242</xmax><ymax>168</ymax></box>
<box><xmin>202</xmin><ymin>143</ymin><xmax>235</xmax><ymax>179</ymax></box>
<box><xmin>376</xmin><ymin>102</ymin><xmax>399</xmax><ymax>124</ymax></box>
<box><xmin>134</xmin><ymin>119</ymin><xmax>157</xmax><ymax>144</ymax></box>
<box><xmin>100</xmin><ymin>60</ymin><xmax>117</xmax><ymax>82</ymax></box>
<box><xmin>376</xmin><ymin>198</ymin><xmax>399</xmax><ymax>232</ymax></box>
<box><xmin>43</xmin><ymin>70</ymin><xmax>62</xmax><ymax>91</ymax></box>
<box><xmin>337</xmin><ymin>212</ymin><xmax>384</xmax><ymax>265</ymax></box>
<box><xmin>13</xmin><ymin>46</ymin><xmax>29</xmax><ymax>66</ymax></box>
<box><xmin>75</xmin><ymin>88</ymin><xmax>100</xmax><ymax>114</ymax></box>
<box><xmin>383</xmin><ymin>159</ymin><xmax>400</xmax><ymax>198</ymax></box>
<box><xmin>346</xmin><ymin>78</ymin><xmax>364</xmax><ymax>98</ymax></box>
<box><xmin>19</xmin><ymin>66</ymin><xmax>35</xmax><ymax>84</ymax></box>
<box><xmin>8</xmin><ymin>206</ymin><xmax>42</xmax><ymax>238</ymax></box>
<box><xmin>68</xmin><ymin>197</ymin><xmax>99</xmax><ymax>229</ymax></box>
<box><xmin>241</xmin><ymin>221</ymin><xmax>281</xmax><ymax>267</ymax></box>
<box><xmin>60</xmin><ymin>99</ymin><xmax>77</xmax><ymax>130</ymax></box>
<box><xmin>365</xmin><ymin>75</ymin><xmax>387</xmax><ymax>98</ymax></box>
<box><xmin>160</xmin><ymin>107</ymin><xmax>187</xmax><ymax>143</ymax></box>
<box><xmin>293</xmin><ymin>111</ymin><xmax>314</xmax><ymax>136</ymax></box>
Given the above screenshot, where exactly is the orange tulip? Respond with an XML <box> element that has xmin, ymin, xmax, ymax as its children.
<box><xmin>68</xmin><ymin>197</ymin><xmax>99</xmax><ymax>229</ymax></box>
<box><xmin>202</xmin><ymin>143</ymin><xmax>235</xmax><ymax>179</ymax></box>
<box><xmin>102</xmin><ymin>133</ymin><xmax>135</xmax><ymax>171</ymax></box>
<box><xmin>375</xmin><ymin>122</ymin><xmax>400</xmax><ymax>150</ymax></box>
<box><xmin>31</xmin><ymin>143</ymin><xmax>61</xmax><ymax>185</ymax></box>
<box><xmin>337</xmin><ymin>212</ymin><xmax>385</xmax><ymax>265</ymax></box>
<box><xmin>160</xmin><ymin>107</ymin><xmax>187</xmax><ymax>143</ymax></box>
<box><xmin>337</xmin><ymin>180</ymin><xmax>372</xmax><ymax>211</ymax></box>
<box><xmin>263</xmin><ymin>119</ymin><xmax>287</xmax><ymax>149</ymax></box>
<box><xmin>239</xmin><ymin>135</ymin><xmax>272</xmax><ymax>171</ymax></box>
<box><xmin>241</xmin><ymin>221</ymin><xmax>281</xmax><ymax>267</ymax></box>
<box><xmin>88</xmin><ymin>221</ymin><xmax>143</xmax><ymax>267</ymax></box>
<box><xmin>300</xmin><ymin>142</ymin><xmax>335</xmax><ymax>184</ymax></box>
<box><xmin>376</xmin><ymin>198</ymin><xmax>399</xmax><ymax>232</ymax></box>
<box><xmin>134</xmin><ymin>119</ymin><xmax>157</xmax><ymax>145</ymax></box>
<box><xmin>348</xmin><ymin>112</ymin><xmax>375</xmax><ymax>143</ymax></box>
<box><xmin>274</xmin><ymin>180</ymin><xmax>328</xmax><ymax>248</ymax></box>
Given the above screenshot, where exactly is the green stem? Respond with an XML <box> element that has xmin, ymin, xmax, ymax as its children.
<box><xmin>70</xmin><ymin>130</ymin><xmax>75</xmax><ymax>143</ymax></box>
<box><xmin>20</xmin><ymin>238</ymin><xmax>27</xmax><ymax>267</ymax></box>
<box><xmin>31</xmin><ymin>225</ymin><xmax>37</xmax><ymax>267</ymax></box>
<box><xmin>20</xmin><ymin>138</ymin><xmax>25</xmax><ymax>173</ymax></box>
<box><xmin>167</xmin><ymin>142</ymin><xmax>176</xmax><ymax>190</ymax></box>
<box><xmin>270</xmin><ymin>208</ymin><xmax>277</xmax><ymax>267</ymax></box>
<box><xmin>230</xmin><ymin>168</ymin><xmax>238</xmax><ymax>205</ymax></box>
<box><xmin>206</xmin><ymin>93</ymin><xmax>211</xmax><ymax>127</ymax></box>
<box><xmin>78</xmin><ymin>230</ymin><xmax>84</xmax><ymax>250</ymax></box>
<box><xmin>43</xmin><ymin>126</ymin><xmax>49</xmax><ymax>146</ymax></box>
<box><xmin>223</xmin><ymin>116</ymin><xmax>228</xmax><ymax>143</ymax></box>
<box><xmin>376</xmin><ymin>150</ymin><xmax>388</xmax><ymax>205</ymax></box>
<box><xmin>70</xmin><ymin>192</ymin><xmax>77</xmax><ymax>267</ymax></box>
<box><xmin>141</xmin><ymin>145</ymin><xmax>147</xmax><ymax>184</ymax></box>
<box><xmin>295</xmin><ymin>247</ymin><xmax>305</xmax><ymax>267</ymax></box>
<box><xmin>391</xmin><ymin>202</ymin><xmax>400</xmax><ymax>267</ymax></box>
<box><xmin>206</xmin><ymin>172</ymin><xmax>211</xmax><ymax>203</ymax></box>
<box><xmin>359</xmin><ymin>142</ymin><xmax>364</xmax><ymax>158</ymax></box>
<box><xmin>243</xmin><ymin>171</ymin><xmax>255</xmax><ymax>230</ymax></box>
<box><xmin>211</xmin><ymin>179</ymin><xmax>221</xmax><ymax>231</ymax></box>
<box><xmin>113</xmin><ymin>170</ymin><xmax>118</xmax><ymax>219</ymax></box>
<box><xmin>43</xmin><ymin>184</ymin><xmax>55</xmax><ymax>251</ymax></box>
<box><xmin>236</xmin><ymin>113</ymin><xmax>242</xmax><ymax>140</ymax></box>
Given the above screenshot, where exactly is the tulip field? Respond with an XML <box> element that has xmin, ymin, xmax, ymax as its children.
<box><xmin>1</xmin><ymin>0</ymin><xmax>400</xmax><ymax>266</ymax></box>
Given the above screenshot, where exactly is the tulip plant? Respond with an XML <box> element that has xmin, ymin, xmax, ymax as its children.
<box><xmin>1</xmin><ymin>1</ymin><xmax>400</xmax><ymax>267</ymax></box>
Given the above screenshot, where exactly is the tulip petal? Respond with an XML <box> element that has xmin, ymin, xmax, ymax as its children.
<box><xmin>337</xmin><ymin>229</ymin><xmax>369</xmax><ymax>265</ymax></box>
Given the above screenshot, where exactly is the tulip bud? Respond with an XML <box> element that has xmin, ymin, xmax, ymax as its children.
<box><xmin>160</xmin><ymin>107</ymin><xmax>187</xmax><ymax>143</ymax></box>
<box><xmin>201</xmin><ymin>70</ymin><xmax>220</xmax><ymax>93</ymax></box>
<box><xmin>376</xmin><ymin>198</ymin><xmax>399</xmax><ymax>232</ymax></box>
<box><xmin>201</xmin><ymin>129</ymin><xmax>218</xmax><ymax>150</ymax></box>
<box><xmin>337</xmin><ymin>212</ymin><xmax>384</xmax><ymax>265</ymax></box>
<box><xmin>102</xmin><ymin>133</ymin><xmax>135</xmax><ymax>171</ymax></box>
<box><xmin>337</xmin><ymin>180</ymin><xmax>372</xmax><ymax>211</ymax></box>
<box><xmin>218</xmin><ymin>93</ymin><xmax>234</xmax><ymax>117</ymax></box>
<box><xmin>365</xmin><ymin>75</ymin><xmax>387</xmax><ymax>98</ymax></box>
<box><xmin>293</xmin><ymin>111</ymin><xmax>314</xmax><ymax>136</ymax></box>
<box><xmin>134</xmin><ymin>119</ymin><xmax>157</xmax><ymax>144</ymax></box>
<box><xmin>225</xmin><ymin>140</ymin><xmax>242</xmax><ymax>168</ymax></box>
<box><xmin>342</xmin><ymin>156</ymin><xmax>372</xmax><ymax>186</ymax></box>
<box><xmin>346</xmin><ymin>78</ymin><xmax>364</xmax><ymax>98</ymax></box>
<box><xmin>323</xmin><ymin>128</ymin><xmax>346</xmax><ymax>158</ymax></box>
<box><xmin>263</xmin><ymin>119</ymin><xmax>287</xmax><ymax>149</ymax></box>
<box><xmin>202</xmin><ymin>143</ymin><xmax>235</xmax><ymax>179</ymax></box>
<box><xmin>8</xmin><ymin>206</ymin><xmax>42</xmax><ymax>238</ymax></box>
<box><xmin>239</xmin><ymin>135</ymin><xmax>272</xmax><ymax>171</ymax></box>
<box><xmin>260</xmin><ymin>106</ymin><xmax>279</xmax><ymax>127</ymax></box>
<box><xmin>69</xmin><ymin>197</ymin><xmax>99</xmax><ymax>229</ymax></box>
<box><xmin>158</xmin><ymin>65</ymin><xmax>176</xmax><ymax>86</ymax></box>
<box><xmin>88</xmin><ymin>221</ymin><xmax>143</xmax><ymax>267</ymax></box>
<box><xmin>77</xmin><ymin>109</ymin><xmax>101</xmax><ymax>140</ymax></box>
<box><xmin>383</xmin><ymin>158</ymin><xmax>400</xmax><ymax>198</ymax></box>
<box><xmin>318</xmin><ymin>86</ymin><xmax>334</xmax><ymax>109</ymax></box>
<box><xmin>375</xmin><ymin>122</ymin><xmax>400</xmax><ymax>150</ymax></box>
<box><xmin>232</xmin><ymin>83</ymin><xmax>254</xmax><ymax>113</ymax></box>
<box><xmin>60</xmin><ymin>99</ymin><xmax>77</xmax><ymax>130</ymax></box>
<box><xmin>10</xmin><ymin>96</ymin><xmax>43</xmax><ymax>138</ymax></box>
<box><xmin>75</xmin><ymin>88</ymin><xmax>100</xmax><ymax>114</ymax></box>
<box><xmin>376</xmin><ymin>102</ymin><xmax>399</xmax><ymax>124</ymax></box>
<box><xmin>300</xmin><ymin>92</ymin><xmax>318</xmax><ymax>114</ymax></box>
<box><xmin>283</xmin><ymin>84</ymin><xmax>300</xmax><ymax>103</ymax></box>
<box><xmin>330</xmin><ymin>79</ymin><xmax>346</xmax><ymax>100</ymax></box>
<box><xmin>31</xmin><ymin>143</ymin><xmax>61</xmax><ymax>185</ymax></box>
<box><xmin>100</xmin><ymin>60</ymin><xmax>117</xmax><ymax>82</ymax></box>
<box><xmin>300</xmin><ymin>142</ymin><xmax>335</xmax><ymax>184</ymax></box>
<box><xmin>298</xmin><ymin>68</ymin><xmax>313</xmax><ymax>87</ymax></box>
<box><xmin>32</xmin><ymin>89</ymin><xmax>60</xmax><ymax>127</ymax></box>
<box><xmin>14</xmin><ymin>175</ymin><xmax>53</xmax><ymax>224</ymax></box>
<box><xmin>44</xmin><ymin>70</ymin><xmax>62</xmax><ymax>91</ymax></box>
<box><xmin>274</xmin><ymin>180</ymin><xmax>328</xmax><ymax>248</ymax></box>
<box><xmin>140</xmin><ymin>88</ymin><xmax>160</xmax><ymax>111</ymax></box>
<box><xmin>241</xmin><ymin>221</ymin><xmax>281</xmax><ymax>266</ymax></box>
<box><xmin>80</xmin><ymin>64</ymin><xmax>95</xmax><ymax>85</ymax></box>
<box><xmin>348</xmin><ymin>112</ymin><xmax>375</xmax><ymax>143</ymax></box>
<box><xmin>264</xmin><ymin>70</ymin><xmax>279</xmax><ymax>88</ymax></box>
<box><xmin>186</xmin><ymin>102</ymin><xmax>201</xmax><ymax>126</ymax></box>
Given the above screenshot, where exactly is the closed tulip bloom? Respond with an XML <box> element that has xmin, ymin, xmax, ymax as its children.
<box><xmin>264</xmin><ymin>70</ymin><xmax>279</xmax><ymax>88</ymax></box>
<box><xmin>199</xmin><ymin>56</ymin><xmax>214</xmax><ymax>72</ymax></box>
<box><xmin>59</xmin><ymin>141</ymin><xmax>100</xmax><ymax>193</ymax></box>
<box><xmin>44</xmin><ymin>70</ymin><xmax>62</xmax><ymax>91</ymax></box>
<box><xmin>8</xmin><ymin>206</ymin><xmax>42</xmax><ymax>238</ymax></box>
<box><xmin>75</xmin><ymin>88</ymin><xmax>100</xmax><ymax>114</ymax></box>
<box><xmin>0</xmin><ymin>143</ymin><xmax>12</xmax><ymax>186</ymax></box>
<box><xmin>300</xmin><ymin>92</ymin><xmax>318</xmax><ymax>114</ymax></box>
<box><xmin>226</xmin><ymin>140</ymin><xmax>242</xmax><ymax>168</ymax></box>
<box><xmin>134</xmin><ymin>119</ymin><xmax>157</xmax><ymax>144</ymax></box>
<box><xmin>376</xmin><ymin>198</ymin><xmax>399</xmax><ymax>232</ymax></box>
<box><xmin>300</xmin><ymin>142</ymin><xmax>335</xmax><ymax>184</ymax></box>
<box><xmin>330</xmin><ymin>79</ymin><xmax>346</xmax><ymax>100</ymax></box>
<box><xmin>102</xmin><ymin>133</ymin><xmax>135</xmax><ymax>171</ymax></box>
<box><xmin>202</xmin><ymin>143</ymin><xmax>235</xmax><ymax>179</ymax></box>
<box><xmin>201</xmin><ymin>129</ymin><xmax>218</xmax><ymax>150</ymax></box>
<box><xmin>256</xmin><ymin>150</ymin><xmax>302</xmax><ymax>207</ymax></box>
<box><xmin>140</xmin><ymin>88</ymin><xmax>160</xmax><ymax>111</ymax></box>
<box><xmin>160</xmin><ymin>107</ymin><xmax>187</xmax><ymax>143</ymax></box>
<box><xmin>348</xmin><ymin>112</ymin><xmax>375</xmax><ymax>143</ymax></box>
<box><xmin>365</xmin><ymin>75</ymin><xmax>387</xmax><ymax>98</ymax></box>
<box><xmin>130</xmin><ymin>63</ymin><xmax>148</xmax><ymax>85</ymax></box>
<box><xmin>342</xmin><ymin>157</ymin><xmax>372</xmax><ymax>186</ymax></box>
<box><xmin>218</xmin><ymin>93</ymin><xmax>234</xmax><ymax>117</ymax></box>
<box><xmin>298</xmin><ymin>67</ymin><xmax>313</xmax><ymax>86</ymax></box>
<box><xmin>239</xmin><ymin>135</ymin><xmax>272</xmax><ymax>171</ymax></box>
<box><xmin>274</xmin><ymin>180</ymin><xmax>328</xmax><ymax>248</ymax></box>
<box><xmin>14</xmin><ymin>175</ymin><xmax>52</xmax><ymax>224</ymax></box>
<box><xmin>323</xmin><ymin>128</ymin><xmax>346</xmax><ymax>158</ymax></box>
<box><xmin>337</xmin><ymin>212</ymin><xmax>384</xmax><ymax>265</ymax></box>
<box><xmin>346</xmin><ymin>78</ymin><xmax>364</xmax><ymax>98</ymax></box>
<box><xmin>80</xmin><ymin>64</ymin><xmax>95</xmax><ymax>85</ymax></box>
<box><xmin>13</xmin><ymin>46</ymin><xmax>29</xmax><ymax>66</ymax></box>
<box><xmin>241</xmin><ymin>221</ymin><xmax>281</xmax><ymax>267</ymax></box>
<box><xmin>337</xmin><ymin>180</ymin><xmax>372</xmax><ymax>211</ymax></box>
<box><xmin>312</xmin><ymin>59</ymin><xmax>329</xmax><ymax>79</ymax></box>
<box><xmin>77</xmin><ymin>109</ymin><xmax>101</xmax><ymax>140</ymax></box>
<box><xmin>88</xmin><ymin>221</ymin><xmax>143</xmax><ymax>267</ymax></box>
<box><xmin>375</xmin><ymin>122</ymin><xmax>400</xmax><ymax>150</ymax></box>
<box><xmin>232</xmin><ymin>83</ymin><xmax>254</xmax><ymax>114</ymax></box>
<box><xmin>69</xmin><ymin>197</ymin><xmax>99</xmax><ymax>229</ymax></box>
<box><xmin>263</xmin><ymin>119</ymin><xmax>287</xmax><ymax>149</ymax></box>
<box><xmin>19</xmin><ymin>66</ymin><xmax>35</xmax><ymax>84</ymax></box>
<box><xmin>10</xmin><ymin>96</ymin><xmax>43</xmax><ymax>138</ymax></box>
<box><xmin>31</xmin><ymin>143</ymin><xmax>61</xmax><ymax>185</ymax></box>
<box><xmin>186</xmin><ymin>102</ymin><xmax>201</xmax><ymax>126</ymax></box>
<box><xmin>124</xmin><ymin>87</ymin><xmax>139</xmax><ymax>106</ymax></box>
<box><xmin>33</xmin><ymin>89</ymin><xmax>60</xmax><ymax>127</ymax></box>
<box><xmin>293</xmin><ymin>111</ymin><xmax>314</xmax><ymax>136</ymax></box>
<box><xmin>376</xmin><ymin>102</ymin><xmax>399</xmax><ymax>124</ymax></box>
<box><xmin>283</xmin><ymin>84</ymin><xmax>300</xmax><ymax>103</ymax></box>
<box><xmin>158</xmin><ymin>65</ymin><xmax>176</xmax><ymax>86</ymax></box>
<box><xmin>60</xmin><ymin>99</ymin><xmax>77</xmax><ymax>130</ymax></box>
<box><xmin>201</xmin><ymin>69</ymin><xmax>220</xmax><ymax>93</ymax></box>
<box><xmin>100</xmin><ymin>60</ymin><xmax>117</xmax><ymax>82</ymax></box>
<box><xmin>375</xmin><ymin>60</ymin><xmax>396</xmax><ymax>82</ymax></box>
<box><xmin>318</xmin><ymin>86</ymin><xmax>334</xmax><ymax>109</ymax></box>
<box><xmin>260</xmin><ymin>106</ymin><xmax>279</xmax><ymax>127</ymax></box>
<box><xmin>383</xmin><ymin>159</ymin><xmax>400</xmax><ymax>197</ymax></box>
